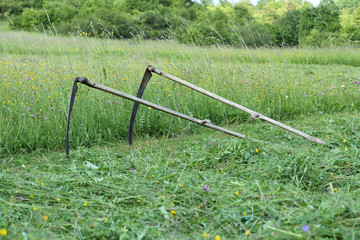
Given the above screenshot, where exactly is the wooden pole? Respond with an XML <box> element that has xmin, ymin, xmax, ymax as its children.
<box><xmin>148</xmin><ymin>65</ymin><xmax>325</xmax><ymax>144</ymax></box>
<box><xmin>77</xmin><ymin>77</ymin><xmax>260</xmax><ymax>142</ymax></box>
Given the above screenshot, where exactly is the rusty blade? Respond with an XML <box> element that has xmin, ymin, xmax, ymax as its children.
<box><xmin>128</xmin><ymin>68</ymin><xmax>153</xmax><ymax>145</ymax></box>
<box><xmin>66</xmin><ymin>78</ymin><xmax>79</xmax><ymax>157</ymax></box>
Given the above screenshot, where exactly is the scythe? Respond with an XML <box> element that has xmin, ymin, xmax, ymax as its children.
<box><xmin>128</xmin><ymin>65</ymin><xmax>325</xmax><ymax>145</ymax></box>
<box><xmin>66</xmin><ymin>77</ymin><xmax>259</xmax><ymax>157</ymax></box>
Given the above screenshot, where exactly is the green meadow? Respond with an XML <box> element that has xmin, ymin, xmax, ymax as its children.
<box><xmin>1</xmin><ymin>29</ymin><xmax>360</xmax><ymax>239</ymax></box>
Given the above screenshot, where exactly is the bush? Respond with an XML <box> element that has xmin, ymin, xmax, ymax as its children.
<box><xmin>140</xmin><ymin>10</ymin><xmax>168</xmax><ymax>39</ymax></box>
<box><xmin>12</xmin><ymin>8</ymin><xmax>48</xmax><ymax>30</ymax></box>
<box><xmin>278</xmin><ymin>9</ymin><xmax>300</xmax><ymax>46</ymax></box>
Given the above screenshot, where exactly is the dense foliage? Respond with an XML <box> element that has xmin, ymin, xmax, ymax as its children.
<box><xmin>1</xmin><ymin>0</ymin><xmax>360</xmax><ymax>47</ymax></box>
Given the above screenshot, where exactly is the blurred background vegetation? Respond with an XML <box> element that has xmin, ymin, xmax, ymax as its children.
<box><xmin>0</xmin><ymin>0</ymin><xmax>360</xmax><ymax>47</ymax></box>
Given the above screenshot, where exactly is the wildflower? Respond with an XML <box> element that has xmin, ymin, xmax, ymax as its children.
<box><xmin>334</xmin><ymin>187</ymin><xmax>338</xmax><ymax>192</ymax></box>
<box><xmin>245</xmin><ymin>229</ymin><xmax>251</xmax><ymax>235</ymax></box>
<box><xmin>226</xmin><ymin>173</ymin><xmax>229</xmax><ymax>178</ymax></box>
<box><xmin>148</xmin><ymin>107</ymin><xmax>151</xmax><ymax>110</ymax></box>
<box><xmin>50</xmin><ymin>107</ymin><xmax>54</xmax><ymax>110</ymax></box>
<box><xmin>84</xmin><ymin>202</ymin><xmax>87</xmax><ymax>206</ymax></box>
<box><xmin>161</xmin><ymin>195</ymin><xmax>165</xmax><ymax>199</ymax></box>
<box><xmin>44</xmin><ymin>117</ymin><xmax>48</xmax><ymax>120</ymax></box>
<box><xmin>203</xmin><ymin>231</ymin><xmax>207</xmax><ymax>239</ymax></box>
<box><xmin>33</xmin><ymin>207</ymin><xmax>37</xmax><ymax>211</ymax></box>
<box><xmin>345</xmin><ymin>148</ymin><xmax>348</xmax><ymax>151</ymax></box>
<box><xmin>0</xmin><ymin>229</ymin><xmax>7</xmax><ymax>237</ymax></box>
<box><xmin>255</xmin><ymin>148</ymin><xmax>259</xmax><ymax>153</ymax></box>
<box><xmin>343</xmin><ymin>139</ymin><xmax>347</xmax><ymax>143</ymax></box>
<box><xmin>214</xmin><ymin>235</ymin><xmax>221</xmax><ymax>240</ymax></box>
<box><xmin>22</xmin><ymin>113</ymin><xmax>25</xmax><ymax>117</ymax></box>
<box><xmin>204</xmin><ymin>185</ymin><xmax>209</xmax><ymax>191</ymax></box>
<box><xmin>19</xmin><ymin>197</ymin><xmax>24</xmax><ymax>201</ymax></box>
<box><xmin>243</xmin><ymin>212</ymin><xmax>247</xmax><ymax>216</ymax></box>
<box><xmin>58</xmin><ymin>109</ymin><xmax>61</xmax><ymax>112</ymax></box>
<box><xmin>130</xmin><ymin>168</ymin><xmax>135</xmax><ymax>172</ymax></box>
<box><xmin>44</xmin><ymin>216</ymin><xmax>48</xmax><ymax>221</ymax></box>
<box><xmin>179</xmin><ymin>184</ymin><xmax>183</xmax><ymax>188</ymax></box>
<box><xmin>10</xmin><ymin>197</ymin><xmax>13</xmax><ymax>203</ymax></box>
<box><xmin>104</xmin><ymin>217</ymin><xmax>107</xmax><ymax>222</ymax></box>
<box><xmin>152</xmin><ymin>174</ymin><xmax>155</xmax><ymax>178</ymax></box>
<box><xmin>235</xmin><ymin>192</ymin><xmax>239</xmax><ymax>195</ymax></box>
<box><xmin>170</xmin><ymin>210</ymin><xmax>176</xmax><ymax>217</ymax></box>
<box><xmin>30</xmin><ymin>195</ymin><xmax>34</xmax><ymax>198</ymax></box>
<box><xmin>56</xmin><ymin>198</ymin><xmax>60</xmax><ymax>202</ymax></box>
<box><xmin>302</xmin><ymin>225</ymin><xmax>309</xmax><ymax>232</ymax></box>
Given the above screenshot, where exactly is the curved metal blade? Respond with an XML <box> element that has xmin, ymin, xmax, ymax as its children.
<box><xmin>66</xmin><ymin>78</ymin><xmax>79</xmax><ymax>157</ymax></box>
<box><xmin>128</xmin><ymin>67</ymin><xmax>153</xmax><ymax>145</ymax></box>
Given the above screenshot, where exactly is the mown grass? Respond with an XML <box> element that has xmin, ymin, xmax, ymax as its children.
<box><xmin>1</xmin><ymin>28</ymin><xmax>360</xmax><ymax>239</ymax></box>
<box><xmin>1</xmin><ymin>112</ymin><xmax>359</xmax><ymax>239</ymax></box>
<box><xmin>1</xmin><ymin>31</ymin><xmax>360</xmax><ymax>154</ymax></box>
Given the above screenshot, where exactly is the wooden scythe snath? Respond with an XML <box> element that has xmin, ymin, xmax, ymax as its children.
<box><xmin>66</xmin><ymin>77</ymin><xmax>260</xmax><ymax>157</ymax></box>
<box><xmin>128</xmin><ymin>65</ymin><xmax>325</xmax><ymax>145</ymax></box>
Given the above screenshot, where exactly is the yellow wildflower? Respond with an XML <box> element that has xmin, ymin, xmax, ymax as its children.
<box><xmin>0</xmin><ymin>229</ymin><xmax>7</xmax><ymax>236</ymax></box>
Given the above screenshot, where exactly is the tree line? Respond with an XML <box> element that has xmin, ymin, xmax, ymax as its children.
<box><xmin>1</xmin><ymin>0</ymin><xmax>360</xmax><ymax>47</ymax></box>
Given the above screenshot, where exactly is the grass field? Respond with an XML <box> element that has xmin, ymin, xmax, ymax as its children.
<box><xmin>1</xmin><ymin>28</ymin><xmax>360</xmax><ymax>239</ymax></box>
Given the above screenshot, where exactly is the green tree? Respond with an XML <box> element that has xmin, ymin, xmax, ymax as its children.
<box><xmin>278</xmin><ymin>9</ymin><xmax>300</xmax><ymax>45</ymax></box>
<box><xmin>315</xmin><ymin>0</ymin><xmax>341</xmax><ymax>32</ymax></box>
<box><xmin>335</xmin><ymin>0</ymin><xmax>360</xmax><ymax>13</ymax></box>
<box><xmin>299</xmin><ymin>6</ymin><xmax>316</xmax><ymax>38</ymax></box>
<box><xmin>233</xmin><ymin>2</ymin><xmax>253</xmax><ymax>24</ymax></box>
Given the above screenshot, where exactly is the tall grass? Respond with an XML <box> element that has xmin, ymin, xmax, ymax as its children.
<box><xmin>1</xmin><ymin>31</ymin><xmax>360</xmax><ymax>154</ymax></box>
